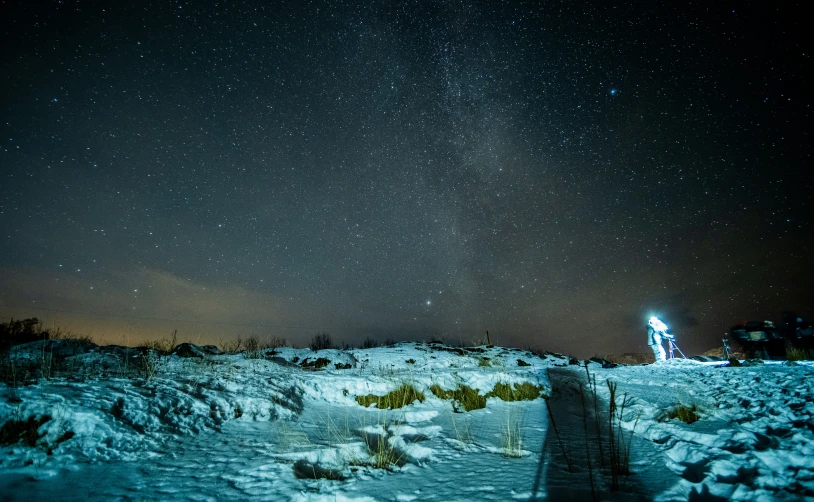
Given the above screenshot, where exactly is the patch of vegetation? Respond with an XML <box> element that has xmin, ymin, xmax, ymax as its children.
<box><xmin>360</xmin><ymin>428</ymin><xmax>408</xmax><ymax>470</ymax></box>
<box><xmin>140</xmin><ymin>348</ymin><xmax>167</xmax><ymax>380</ymax></box>
<box><xmin>405</xmin><ymin>359</ymin><xmax>416</xmax><ymax>364</ymax></box>
<box><xmin>667</xmin><ymin>404</ymin><xmax>700</xmax><ymax>424</ymax></box>
<box><xmin>486</xmin><ymin>382</ymin><xmax>546</xmax><ymax>402</ymax></box>
<box><xmin>517</xmin><ymin>359</ymin><xmax>531</xmax><ymax>367</ymax></box>
<box><xmin>309</xmin><ymin>332</ymin><xmax>335</xmax><ymax>351</ymax></box>
<box><xmin>430</xmin><ymin>381</ymin><xmax>546</xmax><ymax>412</ymax></box>
<box><xmin>356</xmin><ymin>384</ymin><xmax>425</xmax><ymax>409</ymax></box>
<box><xmin>362</xmin><ymin>337</ymin><xmax>380</xmax><ymax>349</ymax></box>
<box><xmin>219</xmin><ymin>336</ymin><xmax>244</xmax><ymax>354</ymax></box>
<box><xmin>242</xmin><ymin>335</ymin><xmax>265</xmax><ymax>359</ymax></box>
<box><xmin>0</xmin><ymin>318</ymin><xmax>51</xmax><ymax>353</ymax></box>
<box><xmin>142</xmin><ymin>330</ymin><xmax>179</xmax><ymax>355</ymax></box>
<box><xmin>334</xmin><ymin>362</ymin><xmax>352</xmax><ymax>370</ymax></box>
<box><xmin>430</xmin><ymin>384</ymin><xmax>486</xmax><ymax>411</ymax></box>
<box><xmin>786</xmin><ymin>346</ymin><xmax>807</xmax><ymax>361</ymax></box>
<box><xmin>266</xmin><ymin>336</ymin><xmax>289</xmax><ymax>349</ymax></box>
<box><xmin>300</xmin><ymin>357</ymin><xmax>331</xmax><ymax>370</ymax></box>
<box><xmin>0</xmin><ymin>415</ymin><xmax>52</xmax><ymax>447</ymax></box>
<box><xmin>500</xmin><ymin>410</ymin><xmax>524</xmax><ymax>458</ymax></box>
<box><xmin>478</xmin><ymin>357</ymin><xmax>491</xmax><ymax>367</ymax></box>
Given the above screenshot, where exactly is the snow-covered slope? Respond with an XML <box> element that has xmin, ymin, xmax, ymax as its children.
<box><xmin>0</xmin><ymin>342</ymin><xmax>812</xmax><ymax>501</ymax></box>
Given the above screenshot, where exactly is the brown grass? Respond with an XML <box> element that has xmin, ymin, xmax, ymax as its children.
<box><xmin>667</xmin><ymin>404</ymin><xmax>700</xmax><ymax>424</ymax></box>
<box><xmin>356</xmin><ymin>384</ymin><xmax>425</xmax><ymax>409</ymax></box>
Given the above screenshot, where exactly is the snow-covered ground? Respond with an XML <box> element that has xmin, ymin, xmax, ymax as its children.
<box><xmin>1</xmin><ymin>342</ymin><xmax>812</xmax><ymax>501</ymax></box>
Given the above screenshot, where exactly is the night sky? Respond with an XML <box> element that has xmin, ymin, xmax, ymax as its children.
<box><xmin>1</xmin><ymin>1</ymin><xmax>812</xmax><ymax>357</ymax></box>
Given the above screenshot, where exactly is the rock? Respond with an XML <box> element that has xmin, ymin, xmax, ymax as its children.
<box><xmin>171</xmin><ymin>343</ymin><xmax>209</xmax><ymax>358</ymax></box>
<box><xmin>589</xmin><ymin>356</ymin><xmax>617</xmax><ymax>368</ymax></box>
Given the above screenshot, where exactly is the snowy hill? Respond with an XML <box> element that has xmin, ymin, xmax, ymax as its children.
<box><xmin>1</xmin><ymin>341</ymin><xmax>812</xmax><ymax>501</ymax></box>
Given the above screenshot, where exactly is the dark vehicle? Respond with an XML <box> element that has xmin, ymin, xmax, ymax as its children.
<box><xmin>730</xmin><ymin>312</ymin><xmax>814</xmax><ymax>359</ymax></box>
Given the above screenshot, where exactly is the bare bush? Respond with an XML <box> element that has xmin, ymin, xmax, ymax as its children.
<box><xmin>143</xmin><ymin>330</ymin><xmax>178</xmax><ymax>355</ymax></box>
<box><xmin>219</xmin><ymin>336</ymin><xmax>243</xmax><ymax>354</ymax></box>
<box><xmin>309</xmin><ymin>332</ymin><xmax>334</xmax><ymax>351</ymax></box>
<box><xmin>362</xmin><ymin>337</ymin><xmax>380</xmax><ymax>349</ymax></box>
<box><xmin>264</xmin><ymin>336</ymin><xmax>288</xmax><ymax>349</ymax></box>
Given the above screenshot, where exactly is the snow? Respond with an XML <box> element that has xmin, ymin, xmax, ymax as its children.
<box><xmin>1</xmin><ymin>341</ymin><xmax>813</xmax><ymax>500</ymax></box>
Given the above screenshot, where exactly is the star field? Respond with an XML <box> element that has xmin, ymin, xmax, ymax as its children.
<box><xmin>1</xmin><ymin>1</ymin><xmax>811</xmax><ymax>356</ymax></box>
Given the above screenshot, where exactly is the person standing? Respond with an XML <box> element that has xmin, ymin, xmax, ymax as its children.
<box><xmin>647</xmin><ymin>316</ymin><xmax>671</xmax><ymax>362</ymax></box>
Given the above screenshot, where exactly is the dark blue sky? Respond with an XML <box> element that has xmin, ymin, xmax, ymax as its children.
<box><xmin>1</xmin><ymin>1</ymin><xmax>811</xmax><ymax>356</ymax></box>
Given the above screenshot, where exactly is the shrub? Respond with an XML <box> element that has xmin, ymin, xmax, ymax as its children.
<box><xmin>362</xmin><ymin>337</ymin><xmax>380</xmax><ymax>349</ymax></box>
<box><xmin>243</xmin><ymin>335</ymin><xmax>266</xmax><ymax>359</ymax></box>
<box><xmin>310</xmin><ymin>332</ymin><xmax>334</xmax><ymax>351</ymax></box>
<box><xmin>1</xmin><ymin>318</ymin><xmax>51</xmax><ymax>353</ymax></box>
<box><xmin>356</xmin><ymin>384</ymin><xmax>425</xmax><ymax>409</ymax></box>
<box><xmin>300</xmin><ymin>357</ymin><xmax>331</xmax><ymax>370</ymax></box>
<box><xmin>264</xmin><ymin>336</ymin><xmax>289</xmax><ymax>349</ymax></box>
<box><xmin>219</xmin><ymin>336</ymin><xmax>243</xmax><ymax>354</ymax></box>
<box><xmin>667</xmin><ymin>404</ymin><xmax>700</xmax><ymax>424</ymax></box>
<box><xmin>244</xmin><ymin>335</ymin><xmax>260</xmax><ymax>353</ymax></box>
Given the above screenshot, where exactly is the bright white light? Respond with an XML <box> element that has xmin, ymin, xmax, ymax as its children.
<box><xmin>648</xmin><ymin>316</ymin><xmax>668</xmax><ymax>332</ymax></box>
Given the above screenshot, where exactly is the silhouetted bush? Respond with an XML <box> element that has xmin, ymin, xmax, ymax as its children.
<box><xmin>309</xmin><ymin>332</ymin><xmax>334</xmax><ymax>351</ymax></box>
<box><xmin>362</xmin><ymin>337</ymin><xmax>380</xmax><ymax>349</ymax></box>
<box><xmin>1</xmin><ymin>318</ymin><xmax>51</xmax><ymax>353</ymax></box>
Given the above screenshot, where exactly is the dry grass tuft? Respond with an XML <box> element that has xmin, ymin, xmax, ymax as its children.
<box><xmin>430</xmin><ymin>381</ymin><xmax>546</xmax><ymax>412</ymax></box>
<box><xmin>142</xmin><ymin>330</ymin><xmax>178</xmax><ymax>355</ymax></box>
<box><xmin>667</xmin><ymin>403</ymin><xmax>700</xmax><ymax>424</ymax></box>
<box><xmin>356</xmin><ymin>384</ymin><xmax>425</xmax><ymax>410</ymax></box>
<box><xmin>786</xmin><ymin>346</ymin><xmax>807</xmax><ymax>361</ymax></box>
<box><xmin>486</xmin><ymin>381</ymin><xmax>546</xmax><ymax>402</ymax></box>
<box><xmin>430</xmin><ymin>384</ymin><xmax>486</xmax><ymax>411</ymax></box>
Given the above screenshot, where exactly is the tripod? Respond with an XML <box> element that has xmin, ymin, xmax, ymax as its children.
<box><xmin>666</xmin><ymin>337</ymin><xmax>687</xmax><ymax>359</ymax></box>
